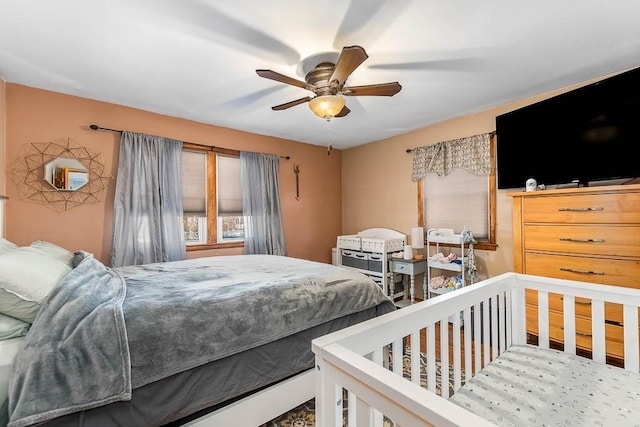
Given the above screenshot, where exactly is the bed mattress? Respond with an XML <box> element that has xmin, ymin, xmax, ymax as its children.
<box><xmin>25</xmin><ymin>307</ymin><xmax>383</xmax><ymax>427</ymax></box>
<box><xmin>4</xmin><ymin>254</ymin><xmax>395</xmax><ymax>427</ymax></box>
<box><xmin>449</xmin><ymin>344</ymin><xmax>640</xmax><ymax>426</ymax></box>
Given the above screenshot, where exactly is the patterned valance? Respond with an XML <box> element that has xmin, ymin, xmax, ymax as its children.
<box><xmin>411</xmin><ymin>133</ymin><xmax>491</xmax><ymax>182</ymax></box>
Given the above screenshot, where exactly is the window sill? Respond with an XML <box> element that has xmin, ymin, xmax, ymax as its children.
<box><xmin>186</xmin><ymin>242</ymin><xmax>244</xmax><ymax>251</ymax></box>
<box><xmin>474</xmin><ymin>242</ymin><xmax>497</xmax><ymax>251</ymax></box>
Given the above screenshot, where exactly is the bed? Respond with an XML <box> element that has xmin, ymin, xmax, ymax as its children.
<box><xmin>0</xmin><ymin>248</ymin><xmax>395</xmax><ymax>427</ymax></box>
<box><xmin>312</xmin><ymin>272</ymin><xmax>640</xmax><ymax>426</ymax></box>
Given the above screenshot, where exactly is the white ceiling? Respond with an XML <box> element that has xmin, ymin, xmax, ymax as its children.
<box><xmin>1</xmin><ymin>0</ymin><xmax>640</xmax><ymax>150</ymax></box>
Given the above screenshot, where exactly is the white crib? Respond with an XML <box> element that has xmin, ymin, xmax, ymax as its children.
<box><xmin>312</xmin><ymin>272</ymin><xmax>640</xmax><ymax>426</ymax></box>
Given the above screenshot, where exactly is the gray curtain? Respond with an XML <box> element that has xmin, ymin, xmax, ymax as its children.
<box><xmin>111</xmin><ymin>131</ymin><xmax>186</xmax><ymax>267</ymax></box>
<box><xmin>240</xmin><ymin>152</ymin><xmax>286</xmax><ymax>255</ymax></box>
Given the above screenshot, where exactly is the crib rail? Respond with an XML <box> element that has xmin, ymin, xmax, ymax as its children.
<box><xmin>312</xmin><ymin>272</ymin><xmax>640</xmax><ymax>426</ymax></box>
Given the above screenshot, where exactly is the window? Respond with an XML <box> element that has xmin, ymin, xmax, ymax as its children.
<box><xmin>422</xmin><ymin>169</ymin><xmax>488</xmax><ymax>239</ymax></box>
<box><xmin>417</xmin><ymin>134</ymin><xmax>497</xmax><ymax>251</ymax></box>
<box><xmin>216</xmin><ymin>154</ymin><xmax>244</xmax><ymax>242</ymax></box>
<box><xmin>181</xmin><ymin>145</ymin><xmax>244</xmax><ymax>249</ymax></box>
<box><xmin>182</xmin><ymin>149</ymin><xmax>207</xmax><ymax>244</ymax></box>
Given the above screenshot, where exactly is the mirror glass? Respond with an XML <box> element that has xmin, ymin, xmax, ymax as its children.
<box><xmin>44</xmin><ymin>158</ymin><xmax>89</xmax><ymax>191</ymax></box>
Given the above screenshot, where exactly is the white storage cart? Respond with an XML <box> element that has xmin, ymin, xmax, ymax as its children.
<box><xmin>336</xmin><ymin>228</ymin><xmax>406</xmax><ymax>298</ymax></box>
<box><xmin>426</xmin><ymin>228</ymin><xmax>476</xmax><ymax>299</ymax></box>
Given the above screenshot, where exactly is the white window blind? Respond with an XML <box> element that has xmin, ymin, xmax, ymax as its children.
<box><xmin>181</xmin><ymin>150</ymin><xmax>207</xmax><ymax>216</ymax></box>
<box><xmin>423</xmin><ymin>168</ymin><xmax>488</xmax><ymax>239</ymax></box>
<box><xmin>216</xmin><ymin>155</ymin><xmax>242</xmax><ymax>216</ymax></box>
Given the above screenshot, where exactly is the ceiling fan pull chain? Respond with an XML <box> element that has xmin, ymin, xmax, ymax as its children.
<box><xmin>326</xmin><ymin>120</ymin><xmax>333</xmax><ymax>155</ymax></box>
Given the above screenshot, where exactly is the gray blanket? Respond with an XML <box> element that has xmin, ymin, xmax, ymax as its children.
<box><xmin>7</xmin><ymin>253</ymin><xmax>130</xmax><ymax>427</ymax></box>
<box><xmin>7</xmin><ymin>253</ymin><xmax>394</xmax><ymax>427</ymax></box>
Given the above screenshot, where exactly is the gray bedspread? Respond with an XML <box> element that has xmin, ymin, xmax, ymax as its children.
<box><xmin>7</xmin><ymin>253</ymin><xmax>394</xmax><ymax>427</ymax></box>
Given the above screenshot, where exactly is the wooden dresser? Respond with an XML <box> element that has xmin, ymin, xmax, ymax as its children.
<box><xmin>509</xmin><ymin>184</ymin><xmax>640</xmax><ymax>361</ymax></box>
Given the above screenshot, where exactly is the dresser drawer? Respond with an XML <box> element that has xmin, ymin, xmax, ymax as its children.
<box><xmin>391</xmin><ymin>259</ymin><xmax>426</xmax><ymax>275</ymax></box>
<box><xmin>526</xmin><ymin>305</ymin><xmax>624</xmax><ymax>358</ymax></box>
<box><xmin>524</xmin><ymin>224</ymin><xmax>640</xmax><ymax>257</ymax></box>
<box><xmin>524</xmin><ymin>252</ymin><xmax>640</xmax><ymax>289</ymax></box>
<box><xmin>522</xmin><ymin>192</ymin><xmax>640</xmax><ymax>224</ymax></box>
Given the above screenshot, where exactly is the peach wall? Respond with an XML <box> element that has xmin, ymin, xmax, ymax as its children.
<box><xmin>4</xmin><ymin>84</ymin><xmax>342</xmax><ymax>265</ymax></box>
<box><xmin>342</xmin><ymin>72</ymin><xmax>622</xmax><ymax>293</ymax></box>
<box><xmin>0</xmin><ymin>79</ymin><xmax>5</xmax><ymax>238</ymax></box>
<box><xmin>0</xmin><ymin>79</ymin><xmax>6</xmax><ymax>195</ymax></box>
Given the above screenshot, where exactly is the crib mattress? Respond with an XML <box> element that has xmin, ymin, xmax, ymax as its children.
<box><xmin>449</xmin><ymin>344</ymin><xmax>640</xmax><ymax>426</ymax></box>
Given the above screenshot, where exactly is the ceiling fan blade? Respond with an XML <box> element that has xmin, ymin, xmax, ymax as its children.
<box><xmin>223</xmin><ymin>86</ymin><xmax>286</xmax><ymax>109</ymax></box>
<box><xmin>367</xmin><ymin>49</ymin><xmax>491</xmax><ymax>72</ymax></box>
<box><xmin>342</xmin><ymin>82</ymin><xmax>402</xmax><ymax>97</ymax></box>
<box><xmin>334</xmin><ymin>105</ymin><xmax>351</xmax><ymax>118</ymax></box>
<box><xmin>368</xmin><ymin>58</ymin><xmax>487</xmax><ymax>71</ymax></box>
<box><xmin>256</xmin><ymin>69</ymin><xmax>311</xmax><ymax>90</ymax></box>
<box><xmin>329</xmin><ymin>45</ymin><xmax>369</xmax><ymax>87</ymax></box>
<box><xmin>333</xmin><ymin>0</ymin><xmax>411</xmax><ymax>50</ymax></box>
<box><xmin>271</xmin><ymin>97</ymin><xmax>312</xmax><ymax>111</ymax></box>
<box><xmin>132</xmin><ymin>1</ymin><xmax>299</xmax><ymax>65</ymax></box>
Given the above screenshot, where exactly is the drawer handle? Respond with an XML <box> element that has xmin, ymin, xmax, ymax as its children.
<box><xmin>558</xmin><ymin>207</ymin><xmax>604</xmax><ymax>212</ymax></box>
<box><xmin>559</xmin><ymin>267</ymin><xmax>605</xmax><ymax>275</ymax></box>
<box><xmin>561</xmin><ymin>326</ymin><xmax>593</xmax><ymax>337</ymax></box>
<box><xmin>558</xmin><ymin>237</ymin><xmax>604</xmax><ymax>243</ymax></box>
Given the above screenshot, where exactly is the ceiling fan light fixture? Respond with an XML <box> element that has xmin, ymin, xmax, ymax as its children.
<box><xmin>309</xmin><ymin>95</ymin><xmax>345</xmax><ymax>120</ymax></box>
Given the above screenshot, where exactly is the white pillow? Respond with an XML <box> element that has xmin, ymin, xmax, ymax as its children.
<box><xmin>0</xmin><ymin>247</ymin><xmax>72</xmax><ymax>322</ymax></box>
<box><xmin>0</xmin><ymin>313</ymin><xmax>30</xmax><ymax>340</ymax></box>
<box><xmin>0</xmin><ymin>238</ymin><xmax>18</xmax><ymax>255</ymax></box>
<box><xmin>29</xmin><ymin>240</ymin><xmax>75</xmax><ymax>267</ymax></box>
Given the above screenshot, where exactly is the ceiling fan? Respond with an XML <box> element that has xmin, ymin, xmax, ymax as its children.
<box><xmin>256</xmin><ymin>45</ymin><xmax>402</xmax><ymax>120</ymax></box>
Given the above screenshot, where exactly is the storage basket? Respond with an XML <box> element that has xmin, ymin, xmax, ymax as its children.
<box><xmin>340</xmin><ymin>250</ymin><xmax>368</xmax><ymax>270</ymax></box>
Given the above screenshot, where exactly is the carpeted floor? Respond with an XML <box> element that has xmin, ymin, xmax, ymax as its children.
<box><xmin>261</xmin><ymin>349</ymin><xmax>461</xmax><ymax>427</ymax></box>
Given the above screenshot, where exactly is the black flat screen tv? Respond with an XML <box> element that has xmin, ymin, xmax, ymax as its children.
<box><xmin>496</xmin><ymin>66</ymin><xmax>640</xmax><ymax>190</ymax></box>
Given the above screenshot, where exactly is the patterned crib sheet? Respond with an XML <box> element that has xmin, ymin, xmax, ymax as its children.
<box><xmin>449</xmin><ymin>344</ymin><xmax>640</xmax><ymax>426</ymax></box>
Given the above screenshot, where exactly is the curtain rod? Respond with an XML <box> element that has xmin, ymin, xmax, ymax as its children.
<box><xmin>89</xmin><ymin>124</ymin><xmax>291</xmax><ymax>160</ymax></box>
<box><xmin>405</xmin><ymin>130</ymin><xmax>496</xmax><ymax>153</ymax></box>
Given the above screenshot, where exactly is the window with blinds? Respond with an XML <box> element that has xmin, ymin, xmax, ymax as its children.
<box><xmin>181</xmin><ymin>149</ymin><xmax>243</xmax><ymax>245</ymax></box>
<box><xmin>216</xmin><ymin>155</ymin><xmax>243</xmax><ymax>241</ymax></box>
<box><xmin>182</xmin><ymin>150</ymin><xmax>207</xmax><ymax>216</ymax></box>
<box><xmin>182</xmin><ymin>150</ymin><xmax>207</xmax><ymax>244</ymax></box>
<box><xmin>422</xmin><ymin>168</ymin><xmax>488</xmax><ymax>239</ymax></box>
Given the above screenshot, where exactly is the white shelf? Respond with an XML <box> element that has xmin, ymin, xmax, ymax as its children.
<box><xmin>426</xmin><ymin>228</ymin><xmax>471</xmax><ymax>300</ymax></box>
<box><xmin>426</xmin><ymin>233</ymin><xmax>465</xmax><ymax>245</ymax></box>
<box><xmin>429</xmin><ymin>287</ymin><xmax>458</xmax><ymax>296</ymax></box>
<box><xmin>426</xmin><ymin>259</ymin><xmax>462</xmax><ymax>272</ymax></box>
<box><xmin>336</xmin><ymin>228</ymin><xmax>406</xmax><ymax>298</ymax></box>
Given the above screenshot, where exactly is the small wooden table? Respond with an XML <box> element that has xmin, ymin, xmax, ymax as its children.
<box><xmin>391</xmin><ymin>258</ymin><xmax>427</xmax><ymax>305</ymax></box>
